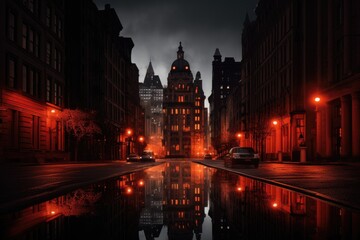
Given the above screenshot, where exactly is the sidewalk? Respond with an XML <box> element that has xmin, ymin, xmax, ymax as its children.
<box><xmin>196</xmin><ymin>159</ymin><xmax>360</xmax><ymax>211</ymax></box>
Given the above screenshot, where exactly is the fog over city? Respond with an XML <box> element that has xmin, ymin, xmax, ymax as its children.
<box><xmin>94</xmin><ymin>0</ymin><xmax>258</xmax><ymax>105</ymax></box>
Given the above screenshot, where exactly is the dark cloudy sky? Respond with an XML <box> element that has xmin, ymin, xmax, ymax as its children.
<box><xmin>93</xmin><ymin>0</ymin><xmax>258</xmax><ymax>106</ymax></box>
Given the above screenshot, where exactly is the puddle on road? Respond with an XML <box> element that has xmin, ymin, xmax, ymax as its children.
<box><xmin>1</xmin><ymin>161</ymin><xmax>359</xmax><ymax>239</ymax></box>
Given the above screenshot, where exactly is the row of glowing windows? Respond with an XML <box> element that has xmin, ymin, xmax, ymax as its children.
<box><xmin>169</xmin><ymin>108</ymin><xmax>191</xmax><ymax>115</ymax></box>
<box><xmin>170</xmin><ymin>199</ymin><xmax>190</xmax><ymax>205</ymax></box>
<box><xmin>170</xmin><ymin>119</ymin><xmax>200</xmax><ymax>130</ymax></box>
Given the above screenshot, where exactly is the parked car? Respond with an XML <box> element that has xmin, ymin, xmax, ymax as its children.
<box><xmin>204</xmin><ymin>153</ymin><xmax>212</xmax><ymax>159</ymax></box>
<box><xmin>140</xmin><ymin>150</ymin><xmax>155</xmax><ymax>162</ymax></box>
<box><xmin>126</xmin><ymin>153</ymin><xmax>140</xmax><ymax>162</ymax></box>
<box><xmin>224</xmin><ymin>147</ymin><xmax>259</xmax><ymax>168</ymax></box>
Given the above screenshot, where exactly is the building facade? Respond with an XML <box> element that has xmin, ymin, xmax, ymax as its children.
<box><xmin>241</xmin><ymin>0</ymin><xmax>360</xmax><ymax>161</ymax></box>
<box><xmin>0</xmin><ymin>0</ymin><xmax>67</xmax><ymax>162</ymax></box>
<box><xmin>208</xmin><ymin>49</ymin><xmax>241</xmax><ymax>156</ymax></box>
<box><xmin>163</xmin><ymin>43</ymin><xmax>206</xmax><ymax>158</ymax></box>
<box><xmin>65</xmin><ymin>2</ymin><xmax>143</xmax><ymax>160</ymax></box>
<box><xmin>139</xmin><ymin>62</ymin><xmax>164</xmax><ymax>155</ymax></box>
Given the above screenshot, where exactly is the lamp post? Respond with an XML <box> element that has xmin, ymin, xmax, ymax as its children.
<box><xmin>236</xmin><ymin>133</ymin><xmax>242</xmax><ymax>147</ymax></box>
<box><xmin>272</xmin><ymin>120</ymin><xmax>283</xmax><ymax>162</ymax></box>
<box><xmin>314</xmin><ymin>96</ymin><xmax>321</xmax><ymax>161</ymax></box>
<box><xmin>138</xmin><ymin>136</ymin><xmax>144</xmax><ymax>155</ymax></box>
<box><xmin>126</xmin><ymin>128</ymin><xmax>133</xmax><ymax>156</ymax></box>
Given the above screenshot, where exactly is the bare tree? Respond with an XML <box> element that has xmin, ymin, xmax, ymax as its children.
<box><xmin>248</xmin><ymin>116</ymin><xmax>272</xmax><ymax>161</ymax></box>
<box><xmin>59</xmin><ymin>109</ymin><xmax>101</xmax><ymax>161</ymax></box>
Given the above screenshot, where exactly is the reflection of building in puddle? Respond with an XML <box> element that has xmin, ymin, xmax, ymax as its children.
<box><xmin>209</xmin><ymin>168</ymin><xmax>360</xmax><ymax>239</ymax></box>
<box><xmin>162</xmin><ymin>161</ymin><xmax>208</xmax><ymax>240</ymax></box>
<box><xmin>139</xmin><ymin>165</ymin><xmax>165</xmax><ymax>238</ymax></box>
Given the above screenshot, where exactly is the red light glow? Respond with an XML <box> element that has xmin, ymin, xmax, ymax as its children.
<box><xmin>126</xmin><ymin>187</ymin><xmax>133</xmax><ymax>194</ymax></box>
<box><xmin>126</xmin><ymin>128</ymin><xmax>133</xmax><ymax>136</ymax></box>
<box><xmin>314</xmin><ymin>97</ymin><xmax>321</xmax><ymax>103</ymax></box>
<box><xmin>272</xmin><ymin>202</ymin><xmax>278</xmax><ymax>208</ymax></box>
<box><xmin>51</xmin><ymin>109</ymin><xmax>56</xmax><ymax>113</ymax></box>
<box><xmin>138</xmin><ymin>180</ymin><xmax>144</xmax><ymax>186</ymax></box>
<box><xmin>236</xmin><ymin>187</ymin><xmax>242</xmax><ymax>192</ymax></box>
<box><xmin>272</xmin><ymin>120</ymin><xmax>278</xmax><ymax>126</ymax></box>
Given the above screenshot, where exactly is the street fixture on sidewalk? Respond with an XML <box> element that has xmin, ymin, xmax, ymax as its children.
<box><xmin>314</xmin><ymin>96</ymin><xmax>321</xmax><ymax>161</ymax></box>
<box><xmin>272</xmin><ymin>119</ymin><xmax>282</xmax><ymax>162</ymax></box>
<box><xmin>126</xmin><ymin>128</ymin><xmax>133</xmax><ymax>155</ymax></box>
<box><xmin>236</xmin><ymin>133</ymin><xmax>242</xmax><ymax>147</ymax></box>
<box><xmin>138</xmin><ymin>135</ymin><xmax>144</xmax><ymax>154</ymax></box>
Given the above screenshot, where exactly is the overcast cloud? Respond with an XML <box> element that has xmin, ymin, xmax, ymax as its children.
<box><xmin>93</xmin><ymin>0</ymin><xmax>258</xmax><ymax>107</ymax></box>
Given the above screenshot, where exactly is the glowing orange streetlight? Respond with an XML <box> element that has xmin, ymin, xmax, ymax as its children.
<box><xmin>138</xmin><ymin>136</ymin><xmax>144</xmax><ymax>143</ymax></box>
<box><xmin>125</xmin><ymin>187</ymin><xmax>133</xmax><ymax>194</ymax></box>
<box><xmin>126</xmin><ymin>128</ymin><xmax>133</xmax><ymax>136</ymax></box>
<box><xmin>236</xmin><ymin>133</ymin><xmax>242</xmax><ymax>147</ymax></box>
<box><xmin>125</xmin><ymin>128</ymin><xmax>133</xmax><ymax>156</ymax></box>
<box><xmin>314</xmin><ymin>97</ymin><xmax>321</xmax><ymax>103</ymax></box>
<box><xmin>272</xmin><ymin>119</ymin><xmax>283</xmax><ymax>161</ymax></box>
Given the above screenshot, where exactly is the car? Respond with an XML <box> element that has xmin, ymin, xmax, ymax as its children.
<box><xmin>140</xmin><ymin>150</ymin><xmax>155</xmax><ymax>162</ymax></box>
<box><xmin>204</xmin><ymin>153</ymin><xmax>212</xmax><ymax>159</ymax></box>
<box><xmin>126</xmin><ymin>153</ymin><xmax>140</xmax><ymax>162</ymax></box>
<box><xmin>224</xmin><ymin>147</ymin><xmax>259</xmax><ymax>168</ymax></box>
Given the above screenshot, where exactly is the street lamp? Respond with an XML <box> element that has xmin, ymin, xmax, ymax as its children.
<box><xmin>236</xmin><ymin>133</ymin><xmax>242</xmax><ymax>147</ymax></box>
<box><xmin>126</xmin><ymin>128</ymin><xmax>133</xmax><ymax>156</ymax></box>
<box><xmin>314</xmin><ymin>96</ymin><xmax>321</xmax><ymax>161</ymax></box>
<box><xmin>272</xmin><ymin>120</ymin><xmax>282</xmax><ymax>162</ymax></box>
<box><xmin>138</xmin><ymin>136</ymin><xmax>144</xmax><ymax>155</ymax></box>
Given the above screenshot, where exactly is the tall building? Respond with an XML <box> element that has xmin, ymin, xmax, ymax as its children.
<box><xmin>139</xmin><ymin>62</ymin><xmax>163</xmax><ymax>155</ymax></box>
<box><xmin>241</xmin><ymin>0</ymin><xmax>360</xmax><ymax>161</ymax></box>
<box><xmin>208</xmin><ymin>49</ymin><xmax>241</xmax><ymax>156</ymax></box>
<box><xmin>65</xmin><ymin>2</ymin><xmax>143</xmax><ymax>160</ymax></box>
<box><xmin>163</xmin><ymin>43</ymin><xmax>206</xmax><ymax>158</ymax></box>
<box><xmin>0</xmin><ymin>0</ymin><xmax>67</xmax><ymax>162</ymax></box>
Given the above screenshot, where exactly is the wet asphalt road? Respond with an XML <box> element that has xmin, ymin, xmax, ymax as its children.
<box><xmin>196</xmin><ymin>159</ymin><xmax>360</xmax><ymax>211</ymax></box>
<box><xmin>0</xmin><ymin>159</ymin><xmax>359</xmax><ymax>213</ymax></box>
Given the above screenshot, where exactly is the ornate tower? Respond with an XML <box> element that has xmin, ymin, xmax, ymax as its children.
<box><xmin>163</xmin><ymin>43</ymin><xmax>206</xmax><ymax>158</ymax></box>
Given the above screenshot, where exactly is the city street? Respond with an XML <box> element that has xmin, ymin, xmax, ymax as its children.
<box><xmin>1</xmin><ymin>159</ymin><xmax>359</xmax><ymax>214</ymax></box>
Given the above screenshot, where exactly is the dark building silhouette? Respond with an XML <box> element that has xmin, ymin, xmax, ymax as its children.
<box><xmin>0</xmin><ymin>0</ymin><xmax>67</xmax><ymax>162</ymax></box>
<box><xmin>139</xmin><ymin>62</ymin><xmax>164</xmax><ymax>156</ymax></box>
<box><xmin>240</xmin><ymin>0</ymin><xmax>360</xmax><ymax>161</ymax></box>
<box><xmin>208</xmin><ymin>49</ymin><xmax>241</xmax><ymax>156</ymax></box>
<box><xmin>163</xmin><ymin>43</ymin><xmax>207</xmax><ymax>158</ymax></box>
<box><xmin>64</xmin><ymin>1</ymin><xmax>143</xmax><ymax>160</ymax></box>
